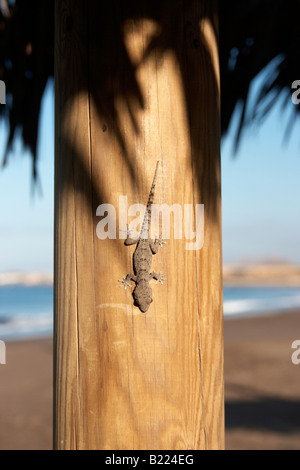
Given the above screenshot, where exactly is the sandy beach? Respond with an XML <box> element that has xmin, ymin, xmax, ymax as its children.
<box><xmin>224</xmin><ymin>310</ymin><xmax>300</xmax><ymax>450</ymax></box>
<box><xmin>0</xmin><ymin>310</ymin><xmax>299</xmax><ymax>450</ymax></box>
<box><xmin>0</xmin><ymin>337</ymin><xmax>53</xmax><ymax>450</ymax></box>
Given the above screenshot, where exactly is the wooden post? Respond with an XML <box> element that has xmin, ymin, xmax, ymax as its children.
<box><xmin>54</xmin><ymin>0</ymin><xmax>223</xmax><ymax>450</ymax></box>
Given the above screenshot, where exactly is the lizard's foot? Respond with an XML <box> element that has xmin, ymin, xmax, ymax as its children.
<box><xmin>155</xmin><ymin>271</ymin><xmax>167</xmax><ymax>284</ymax></box>
<box><xmin>155</xmin><ymin>233</ymin><xmax>167</xmax><ymax>247</ymax></box>
<box><xmin>120</xmin><ymin>224</ymin><xmax>133</xmax><ymax>238</ymax></box>
<box><xmin>118</xmin><ymin>276</ymin><xmax>132</xmax><ymax>290</ymax></box>
<box><xmin>122</xmin><ymin>225</ymin><xmax>139</xmax><ymax>246</ymax></box>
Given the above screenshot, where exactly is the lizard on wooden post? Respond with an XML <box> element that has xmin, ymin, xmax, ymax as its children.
<box><xmin>119</xmin><ymin>161</ymin><xmax>166</xmax><ymax>312</ymax></box>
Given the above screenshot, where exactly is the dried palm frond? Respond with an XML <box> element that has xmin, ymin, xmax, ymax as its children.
<box><xmin>0</xmin><ymin>0</ymin><xmax>53</xmax><ymax>178</ymax></box>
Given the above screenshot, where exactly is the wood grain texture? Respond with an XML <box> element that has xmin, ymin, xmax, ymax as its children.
<box><xmin>54</xmin><ymin>0</ymin><xmax>224</xmax><ymax>449</ymax></box>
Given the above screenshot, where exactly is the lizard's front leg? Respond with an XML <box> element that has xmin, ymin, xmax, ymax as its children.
<box><xmin>150</xmin><ymin>271</ymin><xmax>167</xmax><ymax>284</ymax></box>
<box><xmin>149</xmin><ymin>233</ymin><xmax>166</xmax><ymax>254</ymax></box>
<box><xmin>120</xmin><ymin>224</ymin><xmax>139</xmax><ymax>246</ymax></box>
<box><xmin>118</xmin><ymin>273</ymin><xmax>137</xmax><ymax>289</ymax></box>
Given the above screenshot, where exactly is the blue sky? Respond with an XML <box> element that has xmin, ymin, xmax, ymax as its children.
<box><xmin>0</xmin><ymin>77</ymin><xmax>299</xmax><ymax>272</ymax></box>
<box><xmin>0</xmin><ymin>80</ymin><xmax>54</xmax><ymax>272</ymax></box>
<box><xmin>222</xmin><ymin>89</ymin><xmax>300</xmax><ymax>264</ymax></box>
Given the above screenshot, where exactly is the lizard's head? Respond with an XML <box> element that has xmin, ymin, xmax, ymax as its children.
<box><xmin>133</xmin><ymin>283</ymin><xmax>153</xmax><ymax>312</ymax></box>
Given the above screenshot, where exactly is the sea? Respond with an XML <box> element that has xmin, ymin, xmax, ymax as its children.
<box><xmin>0</xmin><ymin>285</ymin><xmax>300</xmax><ymax>341</ymax></box>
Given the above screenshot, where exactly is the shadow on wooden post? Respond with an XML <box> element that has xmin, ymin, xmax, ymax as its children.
<box><xmin>54</xmin><ymin>0</ymin><xmax>223</xmax><ymax>450</ymax></box>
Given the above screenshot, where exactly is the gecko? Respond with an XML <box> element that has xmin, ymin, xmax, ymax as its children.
<box><xmin>118</xmin><ymin>161</ymin><xmax>166</xmax><ymax>312</ymax></box>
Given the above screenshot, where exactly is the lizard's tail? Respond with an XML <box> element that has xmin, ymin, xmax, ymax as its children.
<box><xmin>140</xmin><ymin>161</ymin><xmax>159</xmax><ymax>239</ymax></box>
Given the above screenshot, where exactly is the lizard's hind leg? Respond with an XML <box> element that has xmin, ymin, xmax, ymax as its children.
<box><xmin>150</xmin><ymin>271</ymin><xmax>167</xmax><ymax>284</ymax></box>
<box><xmin>118</xmin><ymin>273</ymin><xmax>136</xmax><ymax>289</ymax></box>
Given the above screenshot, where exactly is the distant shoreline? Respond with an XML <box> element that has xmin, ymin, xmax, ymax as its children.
<box><xmin>223</xmin><ymin>261</ymin><xmax>300</xmax><ymax>287</ymax></box>
<box><xmin>0</xmin><ymin>262</ymin><xmax>300</xmax><ymax>287</ymax></box>
<box><xmin>223</xmin><ymin>281</ymin><xmax>300</xmax><ymax>287</ymax></box>
<box><xmin>1</xmin><ymin>261</ymin><xmax>300</xmax><ymax>288</ymax></box>
<box><xmin>0</xmin><ymin>272</ymin><xmax>53</xmax><ymax>287</ymax></box>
